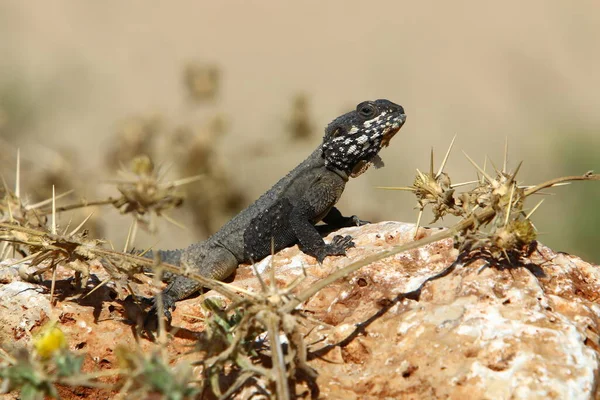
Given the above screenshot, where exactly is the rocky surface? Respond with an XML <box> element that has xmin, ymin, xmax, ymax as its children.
<box><xmin>1</xmin><ymin>221</ymin><xmax>600</xmax><ymax>399</ymax></box>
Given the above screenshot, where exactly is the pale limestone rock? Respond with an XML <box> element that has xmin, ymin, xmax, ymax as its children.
<box><xmin>0</xmin><ymin>280</ymin><xmax>51</xmax><ymax>352</ymax></box>
<box><xmin>233</xmin><ymin>221</ymin><xmax>600</xmax><ymax>399</ymax></box>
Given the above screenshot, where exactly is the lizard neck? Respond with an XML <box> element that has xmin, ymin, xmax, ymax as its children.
<box><xmin>315</xmin><ymin>146</ymin><xmax>350</xmax><ymax>182</ymax></box>
<box><xmin>329</xmin><ymin>166</ymin><xmax>350</xmax><ymax>182</ymax></box>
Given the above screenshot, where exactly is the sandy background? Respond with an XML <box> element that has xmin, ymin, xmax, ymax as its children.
<box><xmin>0</xmin><ymin>1</ymin><xmax>598</xmax><ymax>262</ymax></box>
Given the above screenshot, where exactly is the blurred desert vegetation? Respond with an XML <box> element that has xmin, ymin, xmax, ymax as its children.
<box><xmin>0</xmin><ymin>1</ymin><xmax>598</xmax><ymax>262</ymax></box>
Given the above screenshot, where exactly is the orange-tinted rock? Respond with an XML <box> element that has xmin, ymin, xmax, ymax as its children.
<box><xmin>1</xmin><ymin>222</ymin><xmax>599</xmax><ymax>399</ymax></box>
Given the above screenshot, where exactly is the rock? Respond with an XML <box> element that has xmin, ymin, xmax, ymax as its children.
<box><xmin>0</xmin><ymin>280</ymin><xmax>51</xmax><ymax>352</ymax></box>
<box><xmin>1</xmin><ymin>221</ymin><xmax>599</xmax><ymax>399</ymax></box>
<box><xmin>235</xmin><ymin>221</ymin><xmax>600</xmax><ymax>399</ymax></box>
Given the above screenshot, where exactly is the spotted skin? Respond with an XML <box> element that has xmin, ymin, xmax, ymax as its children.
<box><xmin>145</xmin><ymin>99</ymin><xmax>406</xmax><ymax>327</ymax></box>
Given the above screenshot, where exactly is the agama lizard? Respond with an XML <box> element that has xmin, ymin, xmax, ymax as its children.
<box><xmin>145</xmin><ymin>99</ymin><xmax>406</xmax><ymax>325</ymax></box>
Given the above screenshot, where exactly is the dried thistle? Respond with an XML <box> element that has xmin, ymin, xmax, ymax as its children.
<box><xmin>168</xmin><ymin>119</ymin><xmax>246</xmax><ymax>236</ymax></box>
<box><xmin>114</xmin><ymin>155</ymin><xmax>177</xmax><ymax>211</ymax></box>
<box><xmin>183</xmin><ymin>63</ymin><xmax>220</xmax><ymax>102</ymax></box>
<box><xmin>450</xmin><ymin>140</ymin><xmax>541</xmax><ymax>264</ymax></box>
<box><xmin>379</xmin><ymin>136</ymin><xmax>467</xmax><ymax>236</ymax></box>
<box><xmin>196</xmin><ymin>250</ymin><xmax>315</xmax><ymax>399</ymax></box>
<box><xmin>106</xmin><ymin>114</ymin><xmax>162</xmax><ymax>171</ymax></box>
<box><xmin>287</xmin><ymin>93</ymin><xmax>315</xmax><ymax>141</ymax></box>
<box><xmin>33</xmin><ymin>155</ymin><xmax>202</xmax><ymax>233</ymax></box>
<box><xmin>288</xmin><ymin>142</ymin><xmax>599</xmax><ymax>313</ymax></box>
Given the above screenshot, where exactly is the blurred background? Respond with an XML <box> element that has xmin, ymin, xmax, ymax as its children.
<box><xmin>0</xmin><ymin>1</ymin><xmax>598</xmax><ymax>262</ymax></box>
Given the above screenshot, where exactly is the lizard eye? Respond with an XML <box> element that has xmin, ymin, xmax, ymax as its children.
<box><xmin>356</xmin><ymin>102</ymin><xmax>377</xmax><ymax>119</ymax></box>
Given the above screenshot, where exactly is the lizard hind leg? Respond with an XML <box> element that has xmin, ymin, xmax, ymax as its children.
<box><xmin>145</xmin><ymin>247</ymin><xmax>238</xmax><ymax>330</ymax></box>
<box><xmin>190</xmin><ymin>246</ymin><xmax>239</xmax><ymax>283</ymax></box>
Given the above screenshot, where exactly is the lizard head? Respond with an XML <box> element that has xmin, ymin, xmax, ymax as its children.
<box><xmin>322</xmin><ymin>99</ymin><xmax>406</xmax><ymax>177</ymax></box>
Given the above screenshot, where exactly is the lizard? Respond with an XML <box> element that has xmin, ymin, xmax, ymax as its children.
<box><xmin>144</xmin><ymin>99</ymin><xmax>406</xmax><ymax>325</ymax></box>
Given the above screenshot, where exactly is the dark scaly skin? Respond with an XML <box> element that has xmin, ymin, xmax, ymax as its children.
<box><xmin>146</xmin><ymin>99</ymin><xmax>406</xmax><ymax>325</ymax></box>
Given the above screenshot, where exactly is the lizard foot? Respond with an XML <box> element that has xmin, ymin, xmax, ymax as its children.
<box><xmin>143</xmin><ymin>295</ymin><xmax>176</xmax><ymax>332</ymax></box>
<box><xmin>316</xmin><ymin>235</ymin><xmax>355</xmax><ymax>263</ymax></box>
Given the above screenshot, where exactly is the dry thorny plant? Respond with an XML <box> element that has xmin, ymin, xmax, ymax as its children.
<box><xmin>0</xmin><ymin>137</ymin><xmax>598</xmax><ymax>399</ymax></box>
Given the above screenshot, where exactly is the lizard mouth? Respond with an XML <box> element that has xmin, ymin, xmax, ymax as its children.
<box><xmin>381</xmin><ymin>114</ymin><xmax>406</xmax><ymax>148</ymax></box>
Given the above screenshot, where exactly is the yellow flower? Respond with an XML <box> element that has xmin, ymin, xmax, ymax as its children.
<box><xmin>33</xmin><ymin>322</ymin><xmax>67</xmax><ymax>359</ymax></box>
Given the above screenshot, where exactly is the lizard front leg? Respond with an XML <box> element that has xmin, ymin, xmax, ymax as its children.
<box><xmin>289</xmin><ymin>172</ymin><xmax>356</xmax><ymax>265</ymax></box>
<box><xmin>290</xmin><ymin>201</ymin><xmax>354</xmax><ymax>262</ymax></box>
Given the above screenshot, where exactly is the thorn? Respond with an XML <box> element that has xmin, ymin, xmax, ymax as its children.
<box><xmin>252</xmin><ymin>263</ymin><xmax>268</xmax><ymax>293</ymax></box>
<box><xmin>510</xmin><ymin>161</ymin><xmax>523</xmax><ymax>182</ymax></box>
<box><xmin>149</xmin><ymin>213</ymin><xmax>156</xmax><ymax>234</ymax></box>
<box><xmin>162</xmin><ymin>214</ymin><xmax>188</xmax><ymax>231</ymax></box>
<box><xmin>529</xmin><ymin>192</ymin><xmax>557</xmax><ymax>196</ymax></box>
<box><xmin>131</xmin><ymin>219</ymin><xmax>138</xmax><ymax>250</ymax></box>
<box><xmin>436</xmin><ymin>135</ymin><xmax>456</xmax><ymax>179</ymax></box>
<box><xmin>50</xmin><ymin>265</ymin><xmax>57</xmax><ymax>307</ymax></box>
<box><xmin>68</xmin><ymin>212</ymin><xmax>95</xmax><ymax>237</ymax></box>
<box><xmin>375</xmin><ymin>186</ymin><xmax>417</xmax><ymax>191</ymax></box>
<box><xmin>0</xmin><ymin>241</ymin><xmax>9</xmax><ymax>260</ymax></box>
<box><xmin>504</xmin><ymin>183</ymin><xmax>516</xmax><ymax>227</ymax></box>
<box><xmin>481</xmin><ymin>157</ymin><xmax>488</xmax><ymax>184</ymax></box>
<box><xmin>117</xmin><ymin>161</ymin><xmax>127</xmax><ymax>175</ymax></box>
<box><xmin>450</xmin><ymin>180</ymin><xmax>478</xmax><ymax>188</ymax></box>
<box><xmin>15</xmin><ymin>149</ymin><xmax>20</xmax><ymax>199</ymax></box>
<box><xmin>81</xmin><ymin>278</ymin><xmax>111</xmax><ymax>299</ymax></box>
<box><xmin>529</xmin><ymin>220</ymin><xmax>539</xmax><ymax>232</ymax></box>
<box><xmin>503</xmin><ymin>137</ymin><xmax>508</xmax><ymax>174</ymax></box>
<box><xmin>416</xmin><ymin>168</ymin><xmax>427</xmax><ymax>183</ymax></box>
<box><xmin>124</xmin><ymin>219</ymin><xmax>135</xmax><ymax>253</ymax></box>
<box><xmin>413</xmin><ymin>209</ymin><xmax>423</xmax><ymax>240</ymax></box>
<box><xmin>219</xmin><ymin>280</ymin><xmax>256</xmax><ymax>298</ymax></box>
<box><xmin>286</xmin><ymin>263</ymin><xmax>308</xmax><ymax>292</ymax></box>
<box><xmin>488</xmin><ymin>157</ymin><xmax>500</xmax><ymax>175</ymax></box>
<box><xmin>525</xmin><ymin>199</ymin><xmax>544</xmax><ymax>220</ymax></box>
<box><xmin>463</xmin><ymin>152</ymin><xmax>493</xmax><ymax>183</ymax></box>
<box><xmin>51</xmin><ymin>185</ymin><xmax>57</xmax><ymax>235</ymax></box>
<box><xmin>430</xmin><ymin>147</ymin><xmax>435</xmax><ymax>177</ymax></box>
<box><xmin>518</xmin><ymin>185</ymin><xmax>559</xmax><ymax>195</ymax></box>
<box><xmin>4</xmin><ymin>251</ymin><xmax>42</xmax><ymax>268</ymax></box>
<box><xmin>156</xmin><ymin>162</ymin><xmax>172</xmax><ymax>182</ymax></box>
<box><xmin>62</xmin><ymin>218</ymin><xmax>73</xmax><ymax>235</ymax></box>
<box><xmin>26</xmin><ymin>190</ymin><xmax>74</xmax><ymax>210</ymax></box>
<box><xmin>170</xmin><ymin>175</ymin><xmax>204</xmax><ymax>188</ymax></box>
<box><xmin>138</xmin><ymin>242</ymin><xmax>159</xmax><ymax>257</ymax></box>
<box><xmin>0</xmin><ymin>174</ymin><xmax>9</xmax><ymax>194</ymax></box>
<box><xmin>548</xmin><ymin>182</ymin><xmax>570</xmax><ymax>189</ymax></box>
<box><xmin>7</xmin><ymin>197</ymin><xmax>14</xmax><ymax>222</ymax></box>
<box><xmin>270</xmin><ymin>236</ymin><xmax>276</xmax><ymax>291</ymax></box>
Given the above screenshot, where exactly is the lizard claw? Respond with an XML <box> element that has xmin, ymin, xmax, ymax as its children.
<box><xmin>331</xmin><ymin>234</ymin><xmax>355</xmax><ymax>250</ymax></box>
<box><xmin>351</xmin><ymin>215</ymin><xmax>370</xmax><ymax>226</ymax></box>
<box><xmin>316</xmin><ymin>235</ymin><xmax>355</xmax><ymax>263</ymax></box>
